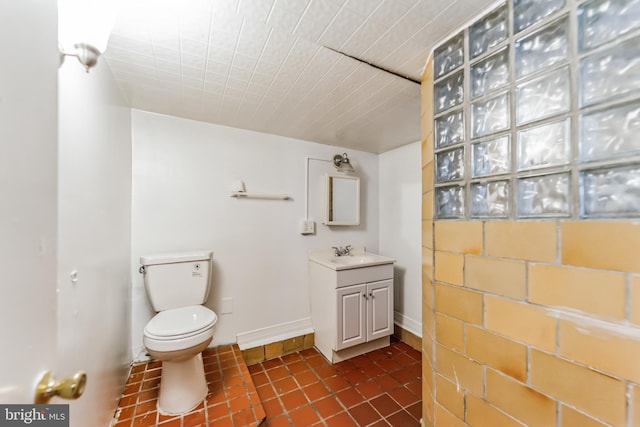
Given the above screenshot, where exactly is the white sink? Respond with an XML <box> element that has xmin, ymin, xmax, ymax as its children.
<box><xmin>309</xmin><ymin>248</ymin><xmax>395</xmax><ymax>271</ymax></box>
<box><xmin>330</xmin><ymin>255</ymin><xmax>378</xmax><ymax>265</ymax></box>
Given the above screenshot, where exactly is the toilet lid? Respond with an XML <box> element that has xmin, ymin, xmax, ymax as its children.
<box><xmin>145</xmin><ymin>305</ymin><xmax>217</xmax><ymax>338</ymax></box>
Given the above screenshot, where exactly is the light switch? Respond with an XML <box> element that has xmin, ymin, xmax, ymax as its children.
<box><xmin>299</xmin><ymin>219</ymin><xmax>315</xmax><ymax>235</ymax></box>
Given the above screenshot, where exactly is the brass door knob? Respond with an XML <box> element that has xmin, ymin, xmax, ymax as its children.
<box><xmin>34</xmin><ymin>370</ymin><xmax>87</xmax><ymax>404</ymax></box>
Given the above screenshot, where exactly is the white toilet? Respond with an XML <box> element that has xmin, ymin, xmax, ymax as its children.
<box><xmin>140</xmin><ymin>250</ymin><xmax>218</xmax><ymax>415</ymax></box>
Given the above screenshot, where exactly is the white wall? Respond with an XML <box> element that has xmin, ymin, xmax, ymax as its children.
<box><xmin>379</xmin><ymin>142</ymin><xmax>422</xmax><ymax>337</ymax></box>
<box><xmin>58</xmin><ymin>59</ymin><xmax>132</xmax><ymax>426</ymax></box>
<box><xmin>131</xmin><ymin>110</ymin><xmax>380</xmax><ymax>357</ymax></box>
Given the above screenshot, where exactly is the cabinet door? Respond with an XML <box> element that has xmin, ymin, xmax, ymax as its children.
<box><xmin>367</xmin><ymin>279</ymin><xmax>394</xmax><ymax>341</ymax></box>
<box><xmin>336</xmin><ymin>284</ymin><xmax>366</xmax><ymax>350</ymax></box>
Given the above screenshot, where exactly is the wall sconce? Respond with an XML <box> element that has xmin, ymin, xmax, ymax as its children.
<box><xmin>58</xmin><ymin>0</ymin><xmax>117</xmax><ymax>72</ymax></box>
<box><xmin>332</xmin><ymin>153</ymin><xmax>355</xmax><ymax>174</ymax></box>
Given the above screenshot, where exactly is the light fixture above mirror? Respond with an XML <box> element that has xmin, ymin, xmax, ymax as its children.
<box><xmin>58</xmin><ymin>0</ymin><xmax>118</xmax><ymax>72</ymax></box>
<box><xmin>332</xmin><ymin>153</ymin><xmax>355</xmax><ymax>174</ymax></box>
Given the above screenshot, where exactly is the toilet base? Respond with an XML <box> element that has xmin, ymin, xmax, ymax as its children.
<box><xmin>157</xmin><ymin>352</ymin><xmax>208</xmax><ymax>415</ymax></box>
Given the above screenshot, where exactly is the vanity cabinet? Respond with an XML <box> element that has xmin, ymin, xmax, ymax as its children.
<box><xmin>308</xmin><ymin>250</ymin><xmax>395</xmax><ymax>363</ymax></box>
<box><xmin>336</xmin><ymin>279</ymin><xmax>393</xmax><ymax>350</ymax></box>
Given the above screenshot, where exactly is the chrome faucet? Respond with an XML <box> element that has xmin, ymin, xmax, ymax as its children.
<box><xmin>332</xmin><ymin>245</ymin><xmax>352</xmax><ymax>257</ymax></box>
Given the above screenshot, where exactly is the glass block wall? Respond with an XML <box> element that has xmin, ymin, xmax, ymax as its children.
<box><xmin>433</xmin><ymin>0</ymin><xmax>640</xmax><ymax>220</ymax></box>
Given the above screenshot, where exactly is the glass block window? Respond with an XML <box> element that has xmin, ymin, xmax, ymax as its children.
<box><xmin>515</xmin><ymin>17</ymin><xmax>569</xmax><ymax>79</ymax></box>
<box><xmin>434</xmin><ymin>32</ymin><xmax>464</xmax><ymax>79</ymax></box>
<box><xmin>471</xmin><ymin>180</ymin><xmax>510</xmax><ymax>217</ymax></box>
<box><xmin>433</xmin><ymin>0</ymin><xmax>640</xmax><ymax>219</ymax></box>
<box><xmin>517</xmin><ymin>119</ymin><xmax>570</xmax><ymax>171</ymax></box>
<box><xmin>516</xmin><ymin>173</ymin><xmax>571</xmax><ymax>217</ymax></box>
<box><xmin>516</xmin><ymin>66</ymin><xmax>570</xmax><ymax>125</ymax></box>
<box><xmin>580</xmin><ymin>165</ymin><xmax>640</xmax><ymax>217</ymax></box>
<box><xmin>579</xmin><ymin>101</ymin><xmax>640</xmax><ymax>161</ymax></box>
<box><xmin>436</xmin><ymin>148</ymin><xmax>465</xmax><ymax>183</ymax></box>
<box><xmin>471</xmin><ymin>92</ymin><xmax>511</xmax><ymax>138</ymax></box>
<box><xmin>579</xmin><ymin>36</ymin><xmax>640</xmax><ymax>107</ymax></box>
<box><xmin>578</xmin><ymin>0</ymin><xmax>640</xmax><ymax>51</ymax></box>
<box><xmin>470</xmin><ymin>5</ymin><xmax>509</xmax><ymax>59</ymax></box>
<box><xmin>513</xmin><ymin>0</ymin><xmax>566</xmax><ymax>33</ymax></box>
<box><xmin>435</xmin><ymin>109</ymin><xmax>465</xmax><ymax>148</ymax></box>
<box><xmin>471</xmin><ymin>48</ymin><xmax>510</xmax><ymax>98</ymax></box>
<box><xmin>472</xmin><ymin>135</ymin><xmax>511</xmax><ymax>178</ymax></box>
<box><xmin>436</xmin><ymin>186</ymin><xmax>465</xmax><ymax>218</ymax></box>
<box><xmin>434</xmin><ymin>71</ymin><xmax>464</xmax><ymax>114</ymax></box>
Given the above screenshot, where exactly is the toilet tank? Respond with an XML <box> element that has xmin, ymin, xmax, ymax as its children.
<box><xmin>140</xmin><ymin>250</ymin><xmax>213</xmax><ymax>312</ymax></box>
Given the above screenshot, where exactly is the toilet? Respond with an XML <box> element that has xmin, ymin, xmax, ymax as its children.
<box><xmin>140</xmin><ymin>250</ymin><xmax>218</xmax><ymax>415</ymax></box>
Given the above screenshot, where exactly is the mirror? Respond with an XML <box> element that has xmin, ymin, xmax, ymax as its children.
<box><xmin>323</xmin><ymin>174</ymin><xmax>360</xmax><ymax>225</ymax></box>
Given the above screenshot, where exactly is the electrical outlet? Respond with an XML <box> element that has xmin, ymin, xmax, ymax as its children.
<box><xmin>299</xmin><ymin>219</ymin><xmax>315</xmax><ymax>235</ymax></box>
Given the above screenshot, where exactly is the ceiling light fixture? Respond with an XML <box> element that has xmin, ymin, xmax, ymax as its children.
<box><xmin>57</xmin><ymin>0</ymin><xmax>117</xmax><ymax>72</ymax></box>
<box><xmin>332</xmin><ymin>153</ymin><xmax>355</xmax><ymax>174</ymax></box>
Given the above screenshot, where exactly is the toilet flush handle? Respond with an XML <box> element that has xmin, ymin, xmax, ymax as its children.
<box><xmin>139</xmin><ymin>266</ymin><xmax>145</xmax><ymax>274</ymax></box>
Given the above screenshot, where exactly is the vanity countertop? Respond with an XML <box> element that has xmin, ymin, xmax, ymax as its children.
<box><xmin>309</xmin><ymin>247</ymin><xmax>395</xmax><ymax>271</ymax></box>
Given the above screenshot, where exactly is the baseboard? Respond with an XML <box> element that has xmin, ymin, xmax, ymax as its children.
<box><xmin>394</xmin><ymin>311</ymin><xmax>422</xmax><ymax>338</ymax></box>
<box><xmin>394</xmin><ymin>324</ymin><xmax>422</xmax><ymax>352</ymax></box>
<box><xmin>241</xmin><ymin>333</ymin><xmax>315</xmax><ymax>366</ymax></box>
<box><xmin>238</xmin><ymin>315</ymin><xmax>423</xmax><ymax>366</ymax></box>
<box><xmin>236</xmin><ymin>317</ymin><xmax>314</xmax><ymax>350</ymax></box>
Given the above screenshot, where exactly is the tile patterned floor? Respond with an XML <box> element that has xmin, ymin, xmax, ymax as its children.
<box><xmin>249</xmin><ymin>339</ymin><xmax>422</xmax><ymax>426</ymax></box>
<box><xmin>111</xmin><ymin>344</ymin><xmax>265</xmax><ymax>427</ymax></box>
<box><xmin>111</xmin><ymin>339</ymin><xmax>422</xmax><ymax>426</ymax></box>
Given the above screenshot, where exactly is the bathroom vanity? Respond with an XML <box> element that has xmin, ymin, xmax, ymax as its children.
<box><xmin>309</xmin><ymin>248</ymin><xmax>395</xmax><ymax>363</ymax></box>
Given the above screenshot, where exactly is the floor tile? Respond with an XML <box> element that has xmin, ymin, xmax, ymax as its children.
<box><xmin>293</xmin><ymin>370</ymin><xmax>319</xmax><ymax>387</ymax></box>
<box><xmin>336</xmin><ymin>388</ymin><xmax>365</xmax><ymax>409</ymax></box>
<box><xmin>273</xmin><ymin>377</ymin><xmax>298</xmax><ymax>394</ymax></box>
<box><xmin>112</xmin><ymin>339</ymin><xmax>422</xmax><ymax>426</ymax></box>
<box><xmin>370</xmin><ymin>393</ymin><xmax>402</xmax><ymax>418</ymax></box>
<box><xmin>406</xmin><ymin>401</ymin><xmax>423</xmax><ymax>420</ymax></box>
<box><xmin>325</xmin><ymin>411</ymin><xmax>358</xmax><ymax>427</ymax></box>
<box><xmin>263</xmin><ymin>414</ymin><xmax>291</xmax><ymax>427</ymax></box>
<box><xmin>288</xmin><ymin>404</ymin><xmax>320</xmax><ymax>426</ymax></box>
<box><xmin>256</xmin><ymin>383</ymin><xmax>276</xmax><ymax>401</ymax></box>
<box><xmin>348</xmin><ymin>401</ymin><xmax>381</xmax><ymax>426</ymax></box>
<box><xmin>389</xmin><ymin>385</ymin><xmax>421</xmax><ymax>407</ymax></box>
<box><xmin>355</xmin><ymin>379</ymin><xmax>383</xmax><ymax>399</ymax></box>
<box><xmin>324</xmin><ymin>375</ymin><xmax>350</xmax><ymax>393</ymax></box>
<box><xmin>386</xmin><ymin>409</ymin><xmax>421</xmax><ymax>426</ymax></box>
<box><xmin>377</xmin><ymin>374</ymin><xmax>403</xmax><ymax>392</ymax></box>
<box><xmin>251</xmin><ymin>339</ymin><xmax>422</xmax><ymax>426</ymax></box>
<box><xmin>112</xmin><ymin>344</ymin><xmax>265</xmax><ymax>427</ymax></box>
<box><xmin>280</xmin><ymin>389</ymin><xmax>307</xmax><ymax>411</ymax></box>
<box><xmin>303</xmin><ymin>382</ymin><xmax>330</xmax><ymax>402</ymax></box>
<box><xmin>313</xmin><ymin>396</ymin><xmax>343</xmax><ymax>419</ymax></box>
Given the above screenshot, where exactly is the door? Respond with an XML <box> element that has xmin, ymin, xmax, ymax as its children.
<box><xmin>367</xmin><ymin>280</ymin><xmax>394</xmax><ymax>341</ymax></box>
<box><xmin>336</xmin><ymin>284</ymin><xmax>366</xmax><ymax>350</ymax></box>
<box><xmin>0</xmin><ymin>0</ymin><xmax>59</xmax><ymax>404</ymax></box>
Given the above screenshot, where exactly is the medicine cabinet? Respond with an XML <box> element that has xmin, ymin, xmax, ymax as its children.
<box><xmin>323</xmin><ymin>174</ymin><xmax>360</xmax><ymax>226</ymax></box>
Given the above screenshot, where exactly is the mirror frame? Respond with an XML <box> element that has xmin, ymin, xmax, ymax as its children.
<box><xmin>323</xmin><ymin>173</ymin><xmax>360</xmax><ymax>226</ymax></box>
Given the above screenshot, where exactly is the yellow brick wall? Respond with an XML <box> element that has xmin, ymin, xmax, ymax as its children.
<box><xmin>422</xmin><ymin>56</ymin><xmax>640</xmax><ymax>427</ymax></box>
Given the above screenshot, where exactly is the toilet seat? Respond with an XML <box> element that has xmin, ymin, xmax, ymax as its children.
<box><xmin>145</xmin><ymin>305</ymin><xmax>217</xmax><ymax>339</ymax></box>
<box><xmin>144</xmin><ymin>305</ymin><xmax>217</xmax><ymax>353</ymax></box>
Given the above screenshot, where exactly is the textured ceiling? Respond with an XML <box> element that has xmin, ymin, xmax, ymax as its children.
<box><xmin>104</xmin><ymin>0</ymin><xmax>497</xmax><ymax>153</ymax></box>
